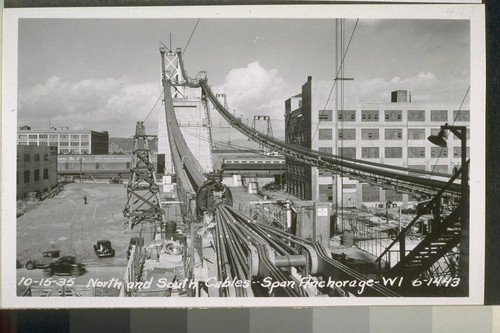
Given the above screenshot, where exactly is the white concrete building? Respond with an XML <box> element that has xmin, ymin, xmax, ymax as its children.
<box><xmin>17</xmin><ymin>126</ymin><xmax>109</xmax><ymax>155</ymax></box>
<box><xmin>285</xmin><ymin>77</ymin><xmax>470</xmax><ymax>207</ymax></box>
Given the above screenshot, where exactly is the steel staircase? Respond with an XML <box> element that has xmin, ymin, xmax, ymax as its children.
<box><xmin>376</xmin><ymin>161</ymin><xmax>468</xmax><ymax>287</ymax></box>
<box><xmin>385</xmin><ymin>202</ymin><xmax>462</xmax><ymax>280</ymax></box>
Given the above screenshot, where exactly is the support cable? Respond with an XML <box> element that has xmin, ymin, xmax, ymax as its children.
<box><xmin>311</xmin><ymin>18</ymin><xmax>359</xmax><ymax>142</ymax></box>
<box><xmin>144</xmin><ymin>90</ymin><xmax>164</xmax><ymax>122</ymax></box>
<box><xmin>182</xmin><ymin>18</ymin><xmax>201</xmax><ymax>56</ymax></box>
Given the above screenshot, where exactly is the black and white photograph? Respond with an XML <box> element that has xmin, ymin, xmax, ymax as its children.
<box><xmin>2</xmin><ymin>5</ymin><xmax>485</xmax><ymax>307</ymax></box>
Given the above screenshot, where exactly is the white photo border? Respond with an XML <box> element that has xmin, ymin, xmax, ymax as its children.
<box><xmin>1</xmin><ymin>4</ymin><xmax>486</xmax><ymax>308</ymax></box>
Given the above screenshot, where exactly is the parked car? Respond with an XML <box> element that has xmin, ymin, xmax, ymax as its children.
<box><xmin>109</xmin><ymin>177</ymin><xmax>123</xmax><ymax>184</ymax></box>
<box><xmin>25</xmin><ymin>250</ymin><xmax>61</xmax><ymax>270</ymax></box>
<box><xmin>44</xmin><ymin>256</ymin><xmax>86</xmax><ymax>277</ymax></box>
<box><xmin>93</xmin><ymin>240</ymin><xmax>115</xmax><ymax>258</ymax></box>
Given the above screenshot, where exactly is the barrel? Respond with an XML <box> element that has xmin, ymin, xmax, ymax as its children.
<box><xmin>247</xmin><ymin>182</ymin><xmax>258</xmax><ymax>194</ymax></box>
<box><xmin>165</xmin><ymin>221</ymin><xmax>177</xmax><ymax>239</ymax></box>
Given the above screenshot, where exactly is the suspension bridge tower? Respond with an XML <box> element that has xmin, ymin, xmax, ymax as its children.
<box><xmin>158</xmin><ymin>47</ymin><xmax>213</xmax><ymax>181</ymax></box>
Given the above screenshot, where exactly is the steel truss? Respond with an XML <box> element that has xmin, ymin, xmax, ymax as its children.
<box><xmin>123</xmin><ymin>122</ymin><xmax>164</xmax><ymax>230</ymax></box>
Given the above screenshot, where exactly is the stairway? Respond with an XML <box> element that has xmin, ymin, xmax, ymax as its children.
<box><xmin>385</xmin><ymin>202</ymin><xmax>462</xmax><ymax>280</ymax></box>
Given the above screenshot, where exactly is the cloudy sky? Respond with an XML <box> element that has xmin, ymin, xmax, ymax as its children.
<box><xmin>17</xmin><ymin>18</ymin><xmax>470</xmax><ymax>143</ymax></box>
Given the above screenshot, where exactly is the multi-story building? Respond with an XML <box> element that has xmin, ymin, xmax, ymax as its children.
<box><xmin>17</xmin><ymin>145</ymin><xmax>58</xmax><ymax>199</ymax></box>
<box><xmin>285</xmin><ymin>77</ymin><xmax>470</xmax><ymax>207</ymax></box>
<box><xmin>17</xmin><ymin>126</ymin><xmax>109</xmax><ymax>155</ymax></box>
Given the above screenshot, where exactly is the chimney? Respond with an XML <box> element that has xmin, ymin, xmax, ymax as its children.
<box><xmin>308</xmin><ymin>76</ymin><xmax>312</xmax><ymax>82</ymax></box>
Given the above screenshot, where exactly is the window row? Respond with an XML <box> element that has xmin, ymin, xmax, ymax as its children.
<box><xmin>318</xmin><ymin>128</ymin><xmax>469</xmax><ymax>141</ymax></box>
<box><xmin>59</xmin><ymin>148</ymin><xmax>90</xmax><ymax>154</ymax></box>
<box><xmin>317</xmin><ymin>110</ymin><xmax>471</xmax><ymax>122</ymax></box>
<box><xmin>21</xmin><ymin>153</ymin><xmax>50</xmax><ymax>162</ymax></box>
<box><xmin>19</xmin><ymin>142</ymin><xmax>91</xmax><ymax>148</ymax></box>
<box><xmin>19</xmin><ymin>140</ymin><xmax>90</xmax><ymax>145</ymax></box>
<box><xmin>408</xmin><ymin>164</ymin><xmax>449</xmax><ymax>174</ymax></box>
<box><xmin>18</xmin><ymin>168</ymin><xmax>50</xmax><ymax>184</ymax></box>
<box><xmin>18</xmin><ymin>134</ymin><xmax>91</xmax><ymax>140</ymax></box>
<box><xmin>317</xmin><ymin>146</ymin><xmax>470</xmax><ymax>159</ymax></box>
<box><xmin>361</xmin><ymin>185</ymin><xmax>404</xmax><ymax>202</ymax></box>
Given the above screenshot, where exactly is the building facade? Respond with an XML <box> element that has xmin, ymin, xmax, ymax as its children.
<box><xmin>285</xmin><ymin>77</ymin><xmax>470</xmax><ymax>207</ymax></box>
<box><xmin>56</xmin><ymin>154</ymin><xmax>162</xmax><ymax>180</ymax></box>
<box><xmin>17</xmin><ymin>126</ymin><xmax>109</xmax><ymax>155</ymax></box>
<box><xmin>17</xmin><ymin>145</ymin><xmax>58</xmax><ymax>200</ymax></box>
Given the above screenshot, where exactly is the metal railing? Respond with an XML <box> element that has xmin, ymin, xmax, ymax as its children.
<box><xmin>375</xmin><ymin>161</ymin><xmax>468</xmax><ymax>277</ymax></box>
<box><xmin>120</xmin><ymin>244</ymin><xmax>145</xmax><ymax>297</ymax></box>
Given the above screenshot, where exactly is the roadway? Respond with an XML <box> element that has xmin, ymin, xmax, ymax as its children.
<box><xmin>16</xmin><ymin>182</ymin><xmax>140</xmax><ymax>296</ymax></box>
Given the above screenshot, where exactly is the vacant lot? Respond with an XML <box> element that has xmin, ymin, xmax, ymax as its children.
<box><xmin>17</xmin><ymin>183</ymin><xmax>144</xmax><ymax>267</ymax></box>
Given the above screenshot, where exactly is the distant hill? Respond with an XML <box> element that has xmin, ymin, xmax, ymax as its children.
<box><xmin>109</xmin><ymin>137</ymin><xmax>158</xmax><ymax>154</ymax></box>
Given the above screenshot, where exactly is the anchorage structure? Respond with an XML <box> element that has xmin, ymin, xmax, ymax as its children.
<box><xmin>159</xmin><ymin>47</ymin><xmax>402</xmax><ymax>297</ymax></box>
<box><xmin>158</xmin><ymin>46</ymin><xmax>469</xmax><ymax>297</ymax></box>
<box><xmin>115</xmin><ymin>46</ymin><xmax>468</xmax><ymax>298</ymax></box>
<box><xmin>123</xmin><ymin>121</ymin><xmax>164</xmax><ymax>230</ymax></box>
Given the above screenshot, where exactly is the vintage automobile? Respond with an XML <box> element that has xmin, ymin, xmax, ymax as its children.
<box><xmin>263</xmin><ymin>182</ymin><xmax>281</xmax><ymax>191</ymax></box>
<box><xmin>93</xmin><ymin>240</ymin><xmax>115</xmax><ymax>258</ymax></box>
<box><xmin>44</xmin><ymin>256</ymin><xmax>86</xmax><ymax>277</ymax></box>
<box><xmin>25</xmin><ymin>250</ymin><xmax>61</xmax><ymax>270</ymax></box>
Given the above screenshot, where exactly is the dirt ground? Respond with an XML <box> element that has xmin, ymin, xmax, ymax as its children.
<box><xmin>17</xmin><ymin>182</ymin><xmax>145</xmax><ymax>267</ymax></box>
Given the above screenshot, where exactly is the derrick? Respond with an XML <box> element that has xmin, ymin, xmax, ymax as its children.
<box><xmin>123</xmin><ymin>121</ymin><xmax>164</xmax><ymax>230</ymax></box>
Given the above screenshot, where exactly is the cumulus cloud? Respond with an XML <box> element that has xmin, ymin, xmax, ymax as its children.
<box><xmin>418</xmin><ymin>72</ymin><xmax>437</xmax><ymax>80</ymax></box>
<box><xmin>18</xmin><ymin>76</ymin><xmax>161</xmax><ymax>137</ymax></box>
<box><xmin>360</xmin><ymin>72</ymin><xmax>446</xmax><ymax>102</ymax></box>
<box><xmin>215</xmin><ymin>62</ymin><xmax>285</xmax><ymax>108</ymax></box>
<box><xmin>212</xmin><ymin>62</ymin><xmax>291</xmax><ymax>140</ymax></box>
<box><xmin>390</xmin><ymin>77</ymin><xmax>400</xmax><ymax>84</ymax></box>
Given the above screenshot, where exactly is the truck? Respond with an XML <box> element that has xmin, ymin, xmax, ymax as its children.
<box><xmin>24</xmin><ymin>250</ymin><xmax>61</xmax><ymax>270</ymax></box>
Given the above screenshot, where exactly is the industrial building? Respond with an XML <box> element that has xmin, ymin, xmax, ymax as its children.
<box><xmin>17</xmin><ymin>126</ymin><xmax>109</xmax><ymax>155</ymax></box>
<box><xmin>284</xmin><ymin>77</ymin><xmax>470</xmax><ymax>207</ymax></box>
<box><xmin>17</xmin><ymin>145</ymin><xmax>58</xmax><ymax>200</ymax></box>
<box><xmin>15</xmin><ymin>47</ymin><xmax>471</xmax><ymax>299</ymax></box>
<box><xmin>211</xmin><ymin>148</ymin><xmax>285</xmax><ymax>188</ymax></box>
<box><xmin>57</xmin><ymin>154</ymin><xmax>131</xmax><ymax>179</ymax></box>
<box><xmin>57</xmin><ymin>153</ymin><xmax>162</xmax><ymax>180</ymax></box>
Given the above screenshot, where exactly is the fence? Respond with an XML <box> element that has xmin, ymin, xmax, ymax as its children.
<box><xmin>120</xmin><ymin>244</ymin><xmax>145</xmax><ymax>297</ymax></box>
